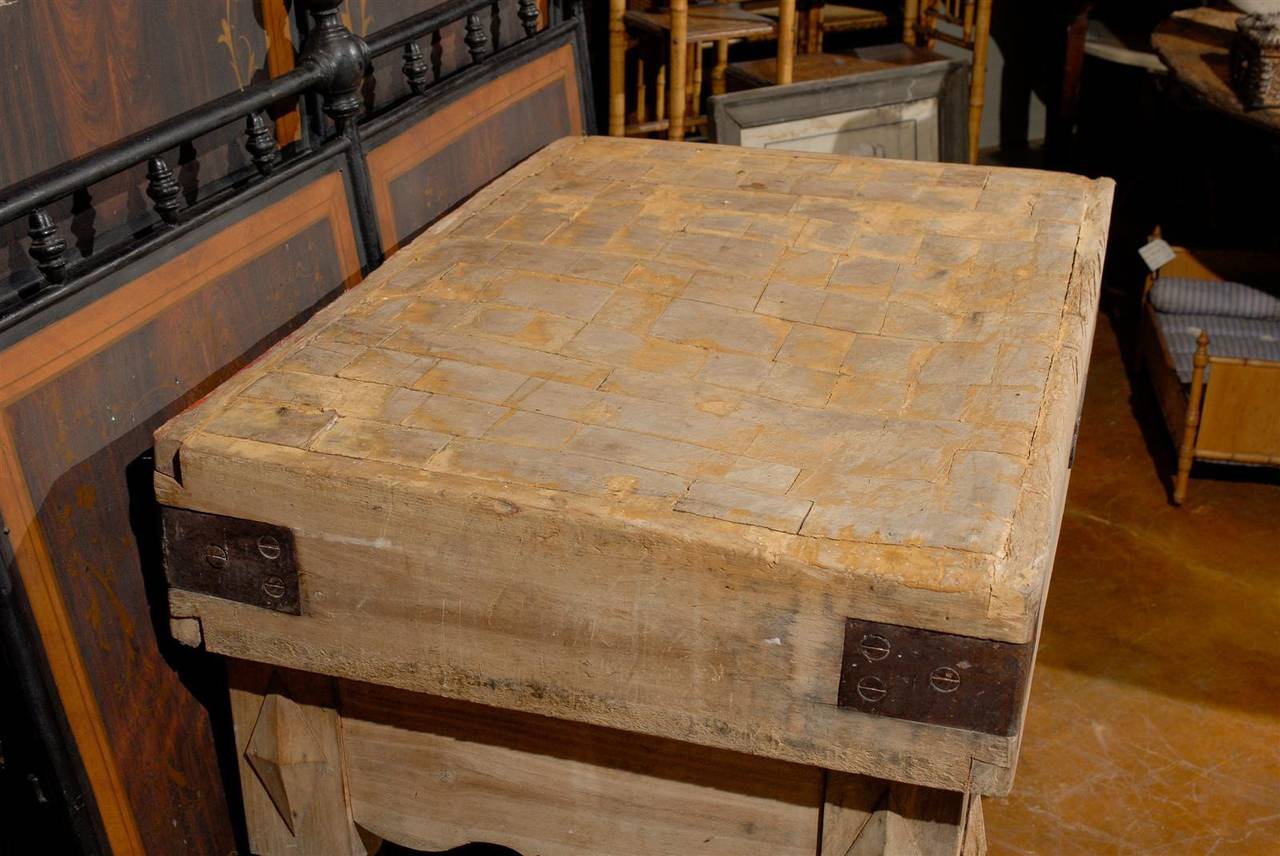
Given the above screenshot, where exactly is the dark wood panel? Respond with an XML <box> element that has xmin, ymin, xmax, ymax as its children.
<box><xmin>0</xmin><ymin>0</ymin><xmax>280</xmax><ymax>289</ymax></box>
<box><xmin>368</xmin><ymin>39</ymin><xmax>585</xmax><ymax>252</ymax></box>
<box><xmin>0</xmin><ymin>169</ymin><xmax>360</xmax><ymax>855</ymax></box>
<box><xmin>0</xmin><ymin>0</ymin><xmax>268</xmax><ymax>185</ymax></box>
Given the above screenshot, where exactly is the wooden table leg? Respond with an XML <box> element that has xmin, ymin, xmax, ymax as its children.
<box><xmin>608</xmin><ymin>0</ymin><xmax>627</xmax><ymax>136</ymax></box>
<box><xmin>1174</xmin><ymin>331</ymin><xmax>1210</xmax><ymax>505</ymax></box>
<box><xmin>712</xmin><ymin>39</ymin><xmax>729</xmax><ymax>97</ymax></box>
<box><xmin>822</xmin><ymin>772</ymin><xmax>987</xmax><ymax>855</ymax></box>
<box><xmin>967</xmin><ymin>0</ymin><xmax>994</xmax><ymax>164</ymax></box>
<box><xmin>656</xmin><ymin>59</ymin><xmax>667</xmax><ymax>124</ymax></box>
<box><xmin>637</xmin><ymin>53</ymin><xmax>648</xmax><ymax>126</ymax></box>
<box><xmin>691</xmin><ymin>41</ymin><xmax>704</xmax><ymax>122</ymax></box>
<box><xmin>777</xmin><ymin>0</ymin><xmax>796</xmax><ymax>85</ymax></box>
<box><xmin>229</xmin><ymin>661</ymin><xmax>377</xmax><ymax>856</ymax></box>
<box><xmin>904</xmin><ymin>0</ymin><xmax>919</xmax><ymax>44</ymax></box>
<box><xmin>669</xmin><ymin>0</ymin><xmax>689</xmax><ymax>140</ymax></box>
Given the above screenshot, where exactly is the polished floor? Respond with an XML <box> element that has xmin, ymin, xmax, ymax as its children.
<box><xmin>983</xmin><ymin>313</ymin><xmax>1280</xmax><ymax>855</ymax></box>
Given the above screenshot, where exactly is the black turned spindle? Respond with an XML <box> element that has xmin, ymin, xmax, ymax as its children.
<box><xmin>518</xmin><ymin>0</ymin><xmax>539</xmax><ymax>36</ymax></box>
<box><xmin>300</xmin><ymin>0</ymin><xmax>371</xmax><ymax>129</ymax></box>
<box><xmin>27</xmin><ymin>209</ymin><xmax>68</xmax><ymax>285</ymax></box>
<box><xmin>402</xmin><ymin>41</ymin><xmax>429</xmax><ymax>95</ymax></box>
<box><xmin>244</xmin><ymin>112</ymin><xmax>280</xmax><ymax>176</ymax></box>
<box><xmin>145</xmin><ymin>157</ymin><xmax>182</xmax><ymax>225</ymax></box>
<box><xmin>465</xmin><ymin>13</ymin><xmax>488</xmax><ymax>63</ymax></box>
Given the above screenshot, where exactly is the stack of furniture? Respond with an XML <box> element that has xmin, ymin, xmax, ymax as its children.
<box><xmin>609</xmin><ymin>1</ymin><xmax>797</xmax><ymax>140</ymax></box>
<box><xmin>1139</xmin><ymin>241</ymin><xmax>1280</xmax><ymax>504</ymax></box>
<box><xmin>904</xmin><ymin>0</ymin><xmax>992</xmax><ymax>162</ymax></box>
<box><xmin>745</xmin><ymin>1</ymin><xmax>893</xmax><ymax>52</ymax></box>
<box><xmin>720</xmin><ymin>0</ymin><xmax>992</xmax><ymax>163</ymax></box>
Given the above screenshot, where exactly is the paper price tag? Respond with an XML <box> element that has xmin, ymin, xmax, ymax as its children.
<box><xmin>1138</xmin><ymin>239</ymin><xmax>1176</xmax><ymax>272</ymax></box>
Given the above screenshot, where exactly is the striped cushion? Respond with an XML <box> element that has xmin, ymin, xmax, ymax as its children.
<box><xmin>1156</xmin><ymin>311</ymin><xmax>1280</xmax><ymax>383</ymax></box>
<box><xmin>1150</xmin><ymin>276</ymin><xmax>1280</xmax><ymax>319</ymax></box>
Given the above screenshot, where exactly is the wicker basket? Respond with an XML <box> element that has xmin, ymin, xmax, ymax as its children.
<box><xmin>1230</xmin><ymin>13</ymin><xmax>1280</xmax><ymax>109</ymax></box>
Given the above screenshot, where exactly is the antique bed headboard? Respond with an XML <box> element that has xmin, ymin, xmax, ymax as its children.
<box><xmin>0</xmin><ymin>1</ymin><xmax>590</xmax><ymax>851</ymax></box>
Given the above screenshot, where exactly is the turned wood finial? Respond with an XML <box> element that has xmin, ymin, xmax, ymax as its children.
<box><xmin>518</xmin><ymin>0</ymin><xmax>540</xmax><ymax>37</ymax></box>
<box><xmin>299</xmin><ymin>0</ymin><xmax>370</xmax><ymax>130</ymax></box>
<box><xmin>465</xmin><ymin>13</ymin><xmax>489</xmax><ymax>63</ymax></box>
<box><xmin>27</xmin><ymin>209</ymin><xmax>68</xmax><ymax>284</ymax></box>
<box><xmin>402</xmin><ymin>41</ymin><xmax>430</xmax><ymax>95</ymax></box>
<box><xmin>245</xmin><ymin>112</ymin><xmax>281</xmax><ymax>176</ymax></box>
<box><xmin>146</xmin><ymin>157</ymin><xmax>183</xmax><ymax>225</ymax></box>
<box><xmin>1193</xmin><ymin>330</ymin><xmax>1211</xmax><ymax>363</ymax></box>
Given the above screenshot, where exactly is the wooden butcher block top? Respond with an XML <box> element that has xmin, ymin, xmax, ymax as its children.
<box><xmin>157</xmin><ymin>137</ymin><xmax>1113</xmax><ymax>794</ymax></box>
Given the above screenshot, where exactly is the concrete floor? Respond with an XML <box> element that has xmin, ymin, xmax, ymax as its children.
<box><xmin>983</xmin><ymin>313</ymin><xmax>1280</xmax><ymax>855</ymax></box>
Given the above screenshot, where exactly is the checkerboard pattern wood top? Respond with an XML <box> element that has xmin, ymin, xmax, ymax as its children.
<box><xmin>159</xmin><ymin>137</ymin><xmax>1112</xmax><ymax>644</ymax></box>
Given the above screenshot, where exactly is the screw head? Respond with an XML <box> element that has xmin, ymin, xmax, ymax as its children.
<box><xmin>930</xmin><ymin>666</ymin><xmax>961</xmax><ymax>693</ymax></box>
<box><xmin>257</xmin><ymin>535</ymin><xmax>281</xmax><ymax>561</ymax></box>
<box><xmin>205</xmin><ymin>544</ymin><xmax>228</xmax><ymax>569</ymax></box>
<box><xmin>261</xmin><ymin>575</ymin><xmax>286</xmax><ymax>600</ymax></box>
<box><xmin>859</xmin><ymin>633</ymin><xmax>890</xmax><ymax>662</ymax></box>
<box><xmin>855</xmin><ymin>675</ymin><xmax>887</xmax><ymax>703</ymax></box>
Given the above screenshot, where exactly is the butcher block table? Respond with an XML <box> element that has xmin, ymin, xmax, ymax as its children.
<box><xmin>156</xmin><ymin>137</ymin><xmax>1112</xmax><ymax>856</ymax></box>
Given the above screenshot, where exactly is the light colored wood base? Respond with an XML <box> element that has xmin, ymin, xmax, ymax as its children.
<box><xmin>229</xmin><ymin>661</ymin><xmax>379</xmax><ymax>856</ymax></box>
<box><xmin>823</xmin><ymin>772</ymin><xmax>986</xmax><ymax>856</ymax></box>
<box><xmin>230</xmin><ymin>670</ymin><xmax>986</xmax><ymax>856</ymax></box>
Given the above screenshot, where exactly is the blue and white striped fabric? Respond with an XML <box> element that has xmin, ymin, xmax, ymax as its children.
<box><xmin>1156</xmin><ymin>311</ymin><xmax>1280</xmax><ymax>383</ymax></box>
<box><xmin>1150</xmin><ymin>276</ymin><xmax>1280</xmax><ymax>319</ymax></box>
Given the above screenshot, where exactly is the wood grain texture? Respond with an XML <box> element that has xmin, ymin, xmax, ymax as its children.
<box><xmin>0</xmin><ymin>172</ymin><xmax>360</xmax><ymax>855</ymax></box>
<box><xmin>0</xmin><ymin>0</ymin><xmax>266</xmax><ymax>186</ymax></box>
<box><xmin>158</xmin><ymin>137</ymin><xmax>1111</xmax><ymax>794</ymax></box>
<box><xmin>229</xmin><ymin>661</ymin><xmax>374</xmax><ymax>856</ymax></box>
<box><xmin>821</xmin><ymin>772</ymin><xmax>986</xmax><ymax>856</ymax></box>
<box><xmin>340</xmin><ymin>681</ymin><xmax>823</xmax><ymax>855</ymax></box>
<box><xmin>1197</xmin><ymin>360</ymin><xmax>1280</xmax><ymax>464</ymax></box>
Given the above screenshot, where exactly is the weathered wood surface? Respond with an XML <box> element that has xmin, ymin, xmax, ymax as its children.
<box><xmin>822</xmin><ymin>772</ymin><xmax>986</xmax><ymax>856</ymax></box>
<box><xmin>340</xmin><ymin>680</ymin><xmax>824</xmax><ymax>855</ymax></box>
<box><xmin>229</xmin><ymin>661</ymin><xmax>376</xmax><ymax>856</ymax></box>
<box><xmin>232</xmin><ymin>670</ymin><xmax>988</xmax><ymax>856</ymax></box>
<box><xmin>157</xmin><ymin>136</ymin><xmax>1112</xmax><ymax>794</ymax></box>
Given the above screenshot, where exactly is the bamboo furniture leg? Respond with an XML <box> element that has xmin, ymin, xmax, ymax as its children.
<box><xmin>669</xmin><ymin>0</ymin><xmax>689</xmax><ymax>139</ymax></box>
<box><xmin>822</xmin><ymin>772</ymin><xmax>987</xmax><ymax>855</ymax></box>
<box><xmin>229</xmin><ymin>661</ymin><xmax>377</xmax><ymax>856</ymax></box>
<box><xmin>712</xmin><ymin>39</ymin><xmax>730</xmax><ymax>96</ymax></box>
<box><xmin>657</xmin><ymin>59</ymin><xmax>668</xmax><ymax>123</ymax></box>
<box><xmin>691</xmin><ymin>41</ymin><xmax>704</xmax><ymax>123</ymax></box>
<box><xmin>637</xmin><ymin>53</ymin><xmax>648</xmax><ymax>126</ymax></box>
<box><xmin>1174</xmin><ymin>331</ymin><xmax>1210</xmax><ymax>505</ymax></box>
<box><xmin>904</xmin><ymin>0</ymin><xmax>920</xmax><ymax>44</ymax></box>
<box><xmin>608</xmin><ymin>0</ymin><xmax>626</xmax><ymax>136</ymax></box>
<box><xmin>777</xmin><ymin>0</ymin><xmax>796</xmax><ymax>84</ymax></box>
<box><xmin>967</xmin><ymin>0</ymin><xmax>994</xmax><ymax>163</ymax></box>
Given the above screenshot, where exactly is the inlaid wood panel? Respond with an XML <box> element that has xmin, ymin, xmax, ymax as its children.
<box><xmin>0</xmin><ymin>0</ymin><xmax>276</xmax><ymax>289</ymax></box>
<box><xmin>0</xmin><ymin>169</ymin><xmax>360</xmax><ymax>855</ymax></box>
<box><xmin>368</xmin><ymin>39</ymin><xmax>586</xmax><ymax>253</ymax></box>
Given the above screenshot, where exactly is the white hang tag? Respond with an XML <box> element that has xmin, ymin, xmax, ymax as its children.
<box><xmin>1138</xmin><ymin>239</ymin><xmax>1176</xmax><ymax>272</ymax></box>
